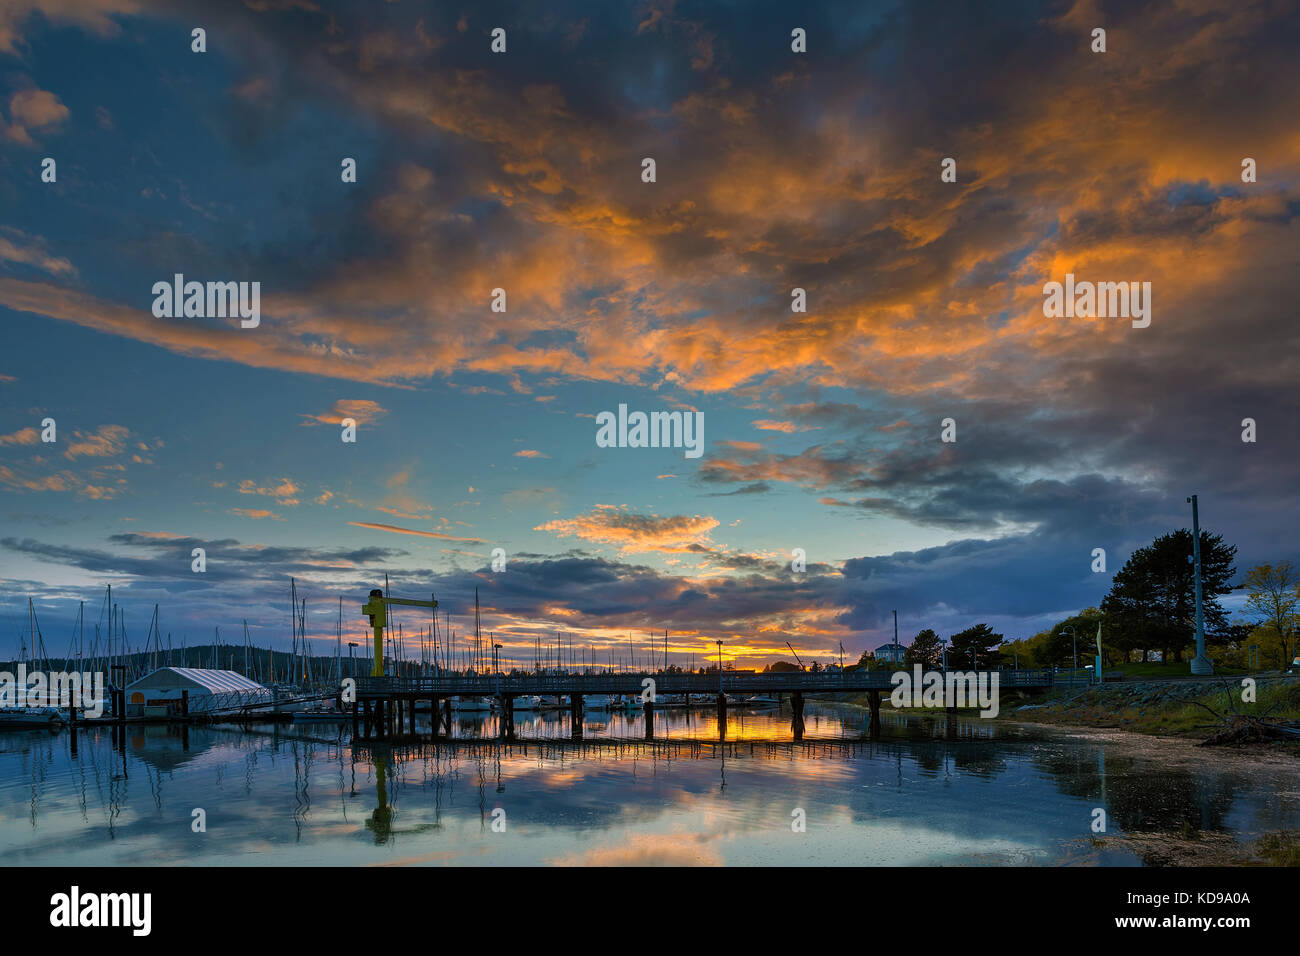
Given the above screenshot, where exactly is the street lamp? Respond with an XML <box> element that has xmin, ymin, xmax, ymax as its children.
<box><xmin>493</xmin><ymin>642</ymin><xmax>503</xmax><ymax>696</ymax></box>
<box><xmin>1061</xmin><ymin>626</ymin><xmax>1077</xmax><ymax>686</ymax></box>
<box><xmin>347</xmin><ymin>642</ymin><xmax>358</xmax><ymax>679</ymax></box>
<box><xmin>715</xmin><ymin>640</ymin><xmax>724</xmax><ymax>696</ymax></box>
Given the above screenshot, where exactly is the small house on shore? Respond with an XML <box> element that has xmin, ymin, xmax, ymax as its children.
<box><xmin>874</xmin><ymin>642</ymin><xmax>907</xmax><ymax>665</ymax></box>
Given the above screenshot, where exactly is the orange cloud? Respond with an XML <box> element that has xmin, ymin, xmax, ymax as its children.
<box><xmin>0</xmin><ymin>426</ymin><xmax>38</xmax><ymax>446</ymax></box>
<box><xmin>348</xmin><ymin>521</ymin><xmax>485</xmax><ymax>543</ymax></box>
<box><xmin>536</xmin><ymin>508</ymin><xmax>719</xmax><ymax>553</ymax></box>
<box><xmin>228</xmin><ymin>507</ymin><xmax>281</xmax><ymax>520</ymax></box>
<box><xmin>63</xmin><ymin>424</ymin><xmax>128</xmax><ymax>460</ymax></box>
<box><xmin>302</xmin><ymin>398</ymin><xmax>388</xmax><ymax>426</ymax></box>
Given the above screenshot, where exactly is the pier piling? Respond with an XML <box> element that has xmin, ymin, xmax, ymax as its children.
<box><xmin>570</xmin><ymin>694</ymin><xmax>583</xmax><ymax>739</ymax></box>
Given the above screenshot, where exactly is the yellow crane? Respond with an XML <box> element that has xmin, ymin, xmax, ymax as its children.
<box><xmin>360</xmin><ymin>588</ymin><xmax>438</xmax><ymax>677</ymax></box>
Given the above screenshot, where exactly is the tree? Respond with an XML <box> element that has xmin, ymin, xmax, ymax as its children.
<box><xmin>1004</xmin><ymin>630</ymin><xmax>1052</xmax><ymax>668</ymax></box>
<box><xmin>766</xmin><ymin>660</ymin><xmax>801</xmax><ymax>673</ymax></box>
<box><xmin>948</xmin><ymin>623</ymin><xmax>1004</xmax><ymax>668</ymax></box>
<box><xmin>903</xmin><ymin>628</ymin><xmax>942</xmax><ymax>668</ymax></box>
<box><xmin>1242</xmin><ymin>562</ymin><xmax>1300</xmax><ymax>669</ymax></box>
<box><xmin>1041</xmin><ymin>608</ymin><xmax>1107</xmax><ymax>668</ymax></box>
<box><xmin>1100</xmin><ymin>529</ymin><xmax>1236</xmax><ymax>663</ymax></box>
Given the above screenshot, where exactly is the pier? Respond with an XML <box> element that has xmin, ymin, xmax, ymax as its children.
<box><xmin>349</xmin><ymin>669</ymin><xmax>1054</xmax><ymax>741</ymax></box>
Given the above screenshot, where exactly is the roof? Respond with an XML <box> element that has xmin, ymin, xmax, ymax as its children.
<box><xmin>126</xmin><ymin>667</ymin><xmax>266</xmax><ymax>695</ymax></box>
<box><xmin>875</xmin><ymin>642</ymin><xmax>905</xmax><ymax>652</ymax></box>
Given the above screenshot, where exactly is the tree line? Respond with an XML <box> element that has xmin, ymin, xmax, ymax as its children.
<box><xmin>864</xmin><ymin>529</ymin><xmax>1300</xmax><ymax>671</ymax></box>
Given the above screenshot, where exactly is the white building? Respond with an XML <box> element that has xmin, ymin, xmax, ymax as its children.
<box><xmin>125</xmin><ymin>667</ymin><xmax>269</xmax><ymax>716</ymax></box>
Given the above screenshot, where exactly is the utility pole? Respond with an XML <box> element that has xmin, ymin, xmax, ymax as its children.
<box><xmin>1188</xmin><ymin>495</ymin><xmax>1213</xmax><ymax>675</ymax></box>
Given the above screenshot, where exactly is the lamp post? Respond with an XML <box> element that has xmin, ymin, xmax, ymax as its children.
<box><xmin>1188</xmin><ymin>495</ymin><xmax>1213</xmax><ymax>675</ymax></box>
<box><xmin>347</xmin><ymin>642</ymin><xmax>358</xmax><ymax>679</ymax></box>
<box><xmin>1062</xmin><ymin>625</ymin><xmax>1077</xmax><ymax>687</ymax></box>
<box><xmin>493</xmin><ymin>642</ymin><xmax>502</xmax><ymax>696</ymax></box>
<box><xmin>715</xmin><ymin>640</ymin><xmax>724</xmax><ymax>696</ymax></box>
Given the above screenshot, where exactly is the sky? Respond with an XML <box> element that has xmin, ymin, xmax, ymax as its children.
<box><xmin>1</xmin><ymin>0</ymin><xmax>1298</xmax><ymax>671</ymax></box>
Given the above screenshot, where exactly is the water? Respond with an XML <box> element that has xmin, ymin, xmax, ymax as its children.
<box><xmin>2</xmin><ymin>704</ymin><xmax>1296</xmax><ymax>866</ymax></box>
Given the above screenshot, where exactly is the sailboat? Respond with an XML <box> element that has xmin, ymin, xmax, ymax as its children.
<box><xmin>453</xmin><ymin>589</ymin><xmax>496</xmax><ymax>714</ymax></box>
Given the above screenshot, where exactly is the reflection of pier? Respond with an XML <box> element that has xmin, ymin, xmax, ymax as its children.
<box><xmin>350</xmin><ymin>670</ymin><xmax>1053</xmax><ymax>742</ymax></box>
<box><xmin>351</xmin><ymin>734</ymin><xmax>884</xmax><ymax>762</ymax></box>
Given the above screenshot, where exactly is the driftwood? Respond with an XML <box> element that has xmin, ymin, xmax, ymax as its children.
<box><xmin>1192</xmin><ymin>692</ymin><xmax>1300</xmax><ymax>746</ymax></box>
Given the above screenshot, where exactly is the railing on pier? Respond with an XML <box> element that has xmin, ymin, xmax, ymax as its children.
<box><xmin>351</xmin><ymin>668</ymin><xmax>1054</xmax><ymax>699</ymax></box>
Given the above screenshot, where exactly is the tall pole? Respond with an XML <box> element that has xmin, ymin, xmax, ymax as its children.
<box><xmin>1188</xmin><ymin>495</ymin><xmax>1213</xmax><ymax>675</ymax></box>
<box><xmin>1062</xmin><ymin>625</ymin><xmax>1076</xmax><ymax>687</ymax></box>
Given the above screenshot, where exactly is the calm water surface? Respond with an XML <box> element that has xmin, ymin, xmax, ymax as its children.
<box><xmin>2</xmin><ymin>704</ymin><xmax>1296</xmax><ymax>866</ymax></box>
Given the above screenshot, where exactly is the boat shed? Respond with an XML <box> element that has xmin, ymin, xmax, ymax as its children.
<box><xmin>125</xmin><ymin>667</ymin><xmax>269</xmax><ymax>716</ymax></box>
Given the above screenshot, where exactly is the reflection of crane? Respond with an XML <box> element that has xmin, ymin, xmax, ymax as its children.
<box><xmin>785</xmin><ymin>641</ymin><xmax>806</xmax><ymax>671</ymax></box>
<box><xmin>361</xmin><ymin>588</ymin><xmax>438</xmax><ymax>677</ymax></box>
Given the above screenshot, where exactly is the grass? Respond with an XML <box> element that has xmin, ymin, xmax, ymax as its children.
<box><xmin>1009</xmin><ymin>678</ymin><xmax>1300</xmax><ymax>738</ymax></box>
<box><xmin>1108</xmin><ymin>660</ymin><xmax>1252</xmax><ymax>680</ymax></box>
<box><xmin>1249</xmin><ymin>830</ymin><xmax>1300</xmax><ymax>866</ymax></box>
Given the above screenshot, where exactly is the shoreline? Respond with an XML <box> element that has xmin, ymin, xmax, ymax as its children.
<box><xmin>823</xmin><ymin>697</ymin><xmax>1300</xmax><ymax>865</ymax></box>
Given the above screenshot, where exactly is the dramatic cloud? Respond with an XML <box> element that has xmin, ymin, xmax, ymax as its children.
<box><xmin>1</xmin><ymin>0</ymin><xmax>1296</xmax><ymax>661</ymax></box>
<box><xmin>537</xmin><ymin>508</ymin><xmax>720</xmax><ymax>553</ymax></box>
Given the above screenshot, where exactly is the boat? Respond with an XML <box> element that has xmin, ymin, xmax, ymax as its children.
<box><xmin>744</xmin><ymin>695</ymin><xmax>779</xmax><ymax>706</ymax></box>
<box><xmin>492</xmin><ymin>695</ymin><xmax>541</xmax><ymax>711</ymax></box>
<box><xmin>584</xmin><ymin>694</ymin><xmax>612</xmax><ymax>710</ymax></box>
<box><xmin>454</xmin><ymin>696</ymin><xmax>492</xmax><ymax>712</ymax></box>
<box><xmin>0</xmin><ymin>707</ymin><xmax>66</xmax><ymax>729</ymax></box>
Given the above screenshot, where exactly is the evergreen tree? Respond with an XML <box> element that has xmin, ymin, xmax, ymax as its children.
<box><xmin>903</xmin><ymin>628</ymin><xmax>942</xmax><ymax>668</ymax></box>
<box><xmin>948</xmin><ymin>623</ymin><xmax>1004</xmax><ymax>668</ymax></box>
<box><xmin>1101</xmin><ymin>529</ymin><xmax>1236</xmax><ymax>663</ymax></box>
